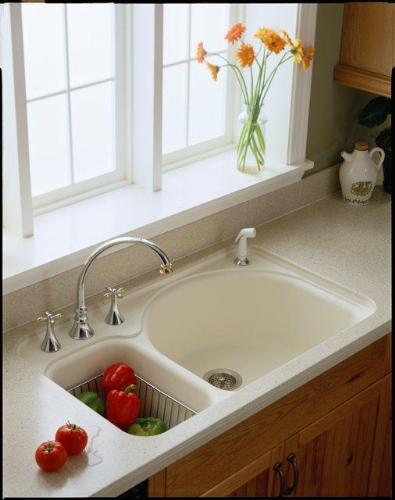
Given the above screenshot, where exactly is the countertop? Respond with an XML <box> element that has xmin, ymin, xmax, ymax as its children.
<box><xmin>3</xmin><ymin>189</ymin><xmax>391</xmax><ymax>498</ymax></box>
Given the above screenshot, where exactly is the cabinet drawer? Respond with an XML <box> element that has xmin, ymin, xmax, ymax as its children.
<box><xmin>164</xmin><ymin>335</ymin><xmax>391</xmax><ymax>497</ymax></box>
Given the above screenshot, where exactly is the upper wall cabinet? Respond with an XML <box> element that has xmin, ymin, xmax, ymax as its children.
<box><xmin>334</xmin><ymin>2</ymin><xmax>393</xmax><ymax>97</ymax></box>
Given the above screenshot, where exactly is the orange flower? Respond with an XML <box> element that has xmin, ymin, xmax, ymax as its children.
<box><xmin>225</xmin><ymin>23</ymin><xmax>246</xmax><ymax>44</ymax></box>
<box><xmin>291</xmin><ymin>41</ymin><xmax>303</xmax><ymax>64</ymax></box>
<box><xmin>281</xmin><ymin>31</ymin><xmax>303</xmax><ymax>63</ymax></box>
<box><xmin>196</xmin><ymin>42</ymin><xmax>206</xmax><ymax>63</ymax></box>
<box><xmin>254</xmin><ymin>28</ymin><xmax>285</xmax><ymax>53</ymax></box>
<box><xmin>302</xmin><ymin>45</ymin><xmax>314</xmax><ymax>70</ymax></box>
<box><xmin>207</xmin><ymin>63</ymin><xmax>220</xmax><ymax>81</ymax></box>
<box><xmin>281</xmin><ymin>30</ymin><xmax>293</xmax><ymax>46</ymax></box>
<box><xmin>236</xmin><ymin>43</ymin><xmax>255</xmax><ymax>67</ymax></box>
<box><xmin>254</xmin><ymin>27</ymin><xmax>270</xmax><ymax>43</ymax></box>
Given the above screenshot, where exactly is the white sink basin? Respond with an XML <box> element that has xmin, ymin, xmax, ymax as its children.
<box><xmin>45</xmin><ymin>337</ymin><xmax>221</xmax><ymax>414</ymax></box>
<box><xmin>143</xmin><ymin>258</ymin><xmax>375</xmax><ymax>388</ymax></box>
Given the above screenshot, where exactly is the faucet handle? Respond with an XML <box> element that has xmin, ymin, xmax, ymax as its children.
<box><xmin>104</xmin><ymin>286</ymin><xmax>124</xmax><ymax>298</ymax></box>
<box><xmin>104</xmin><ymin>287</ymin><xmax>125</xmax><ymax>326</ymax></box>
<box><xmin>37</xmin><ymin>311</ymin><xmax>62</xmax><ymax>323</ymax></box>
<box><xmin>37</xmin><ymin>311</ymin><xmax>62</xmax><ymax>353</ymax></box>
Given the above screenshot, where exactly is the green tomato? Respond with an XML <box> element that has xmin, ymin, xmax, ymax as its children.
<box><xmin>127</xmin><ymin>418</ymin><xmax>167</xmax><ymax>436</ymax></box>
<box><xmin>77</xmin><ymin>391</ymin><xmax>105</xmax><ymax>416</ymax></box>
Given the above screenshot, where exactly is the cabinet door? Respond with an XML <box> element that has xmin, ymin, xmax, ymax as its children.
<box><xmin>334</xmin><ymin>3</ymin><xmax>393</xmax><ymax>96</ymax></box>
<box><xmin>368</xmin><ymin>374</ymin><xmax>392</xmax><ymax>497</ymax></box>
<box><xmin>202</xmin><ymin>445</ymin><xmax>283</xmax><ymax>498</ymax></box>
<box><xmin>281</xmin><ymin>377</ymin><xmax>390</xmax><ymax>497</ymax></box>
<box><xmin>340</xmin><ymin>3</ymin><xmax>393</xmax><ymax>76</ymax></box>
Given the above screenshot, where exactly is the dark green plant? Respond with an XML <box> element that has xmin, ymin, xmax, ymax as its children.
<box><xmin>358</xmin><ymin>96</ymin><xmax>391</xmax><ymax>193</ymax></box>
<box><xmin>357</xmin><ymin>96</ymin><xmax>391</xmax><ymax>156</ymax></box>
<box><xmin>358</xmin><ymin>97</ymin><xmax>391</xmax><ymax>128</ymax></box>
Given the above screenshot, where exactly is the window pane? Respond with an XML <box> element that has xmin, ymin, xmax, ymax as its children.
<box><xmin>162</xmin><ymin>64</ymin><xmax>188</xmax><ymax>154</ymax></box>
<box><xmin>22</xmin><ymin>4</ymin><xmax>66</xmax><ymax>99</ymax></box>
<box><xmin>188</xmin><ymin>64</ymin><xmax>227</xmax><ymax>145</ymax></box>
<box><xmin>27</xmin><ymin>95</ymin><xmax>71</xmax><ymax>196</ymax></box>
<box><xmin>67</xmin><ymin>4</ymin><xmax>114</xmax><ymax>87</ymax></box>
<box><xmin>190</xmin><ymin>4</ymin><xmax>229</xmax><ymax>57</ymax></box>
<box><xmin>71</xmin><ymin>82</ymin><xmax>115</xmax><ymax>182</ymax></box>
<box><xmin>163</xmin><ymin>4</ymin><xmax>189</xmax><ymax>65</ymax></box>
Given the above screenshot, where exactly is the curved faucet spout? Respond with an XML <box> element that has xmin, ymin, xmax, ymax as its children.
<box><xmin>70</xmin><ymin>236</ymin><xmax>173</xmax><ymax>340</ymax></box>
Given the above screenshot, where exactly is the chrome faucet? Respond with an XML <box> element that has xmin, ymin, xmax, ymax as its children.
<box><xmin>69</xmin><ymin>237</ymin><xmax>173</xmax><ymax>340</ymax></box>
<box><xmin>234</xmin><ymin>228</ymin><xmax>256</xmax><ymax>266</ymax></box>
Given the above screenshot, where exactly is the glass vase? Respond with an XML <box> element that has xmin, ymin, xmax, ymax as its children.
<box><xmin>237</xmin><ymin>106</ymin><xmax>267</xmax><ymax>174</ymax></box>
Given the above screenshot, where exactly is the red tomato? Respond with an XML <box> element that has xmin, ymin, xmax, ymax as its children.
<box><xmin>55</xmin><ymin>422</ymin><xmax>88</xmax><ymax>456</ymax></box>
<box><xmin>35</xmin><ymin>440</ymin><xmax>68</xmax><ymax>472</ymax></box>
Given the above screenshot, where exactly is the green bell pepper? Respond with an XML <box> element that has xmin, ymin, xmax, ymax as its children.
<box><xmin>127</xmin><ymin>417</ymin><xmax>167</xmax><ymax>436</ymax></box>
<box><xmin>77</xmin><ymin>391</ymin><xmax>105</xmax><ymax>416</ymax></box>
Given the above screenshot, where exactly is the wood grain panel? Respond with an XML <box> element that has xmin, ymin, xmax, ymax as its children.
<box><xmin>334</xmin><ymin>3</ymin><xmax>393</xmax><ymax>96</ymax></box>
<box><xmin>201</xmin><ymin>449</ymin><xmax>272</xmax><ymax>497</ymax></box>
<box><xmin>334</xmin><ymin>64</ymin><xmax>391</xmax><ymax>97</ymax></box>
<box><xmin>340</xmin><ymin>3</ymin><xmax>393</xmax><ymax>76</ymax></box>
<box><xmin>368</xmin><ymin>374</ymin><xmax>392</xmax><ymax>497</ymax></box>
<box><xmin>148</xmin><ymin>470</ymin><xmax>166</xmax><ymax>497</ymax></box>
<box><xmin>164</xmin><ymin>335</ymin><xmax>391</xmax><ymax>497</ymax></box>
<box><xmin>393</xmin><ymin>5</ymin><xmax>395</xmax><ymax>66</ymax></box>
<box><xmin>202</xmin><ymin>445</ymin><xmax>283</xmax><ymax>497</ymax></box>
<box><xmin>283</xmin><ymin>378</ymin><xmax>385</xmax><ymax>497</ymax></box>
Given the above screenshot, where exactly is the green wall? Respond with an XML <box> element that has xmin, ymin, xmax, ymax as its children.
<box><xmin>305</xmin><ymin>4</ymin><xmax>388</xmax><ymax>174</ymax></box>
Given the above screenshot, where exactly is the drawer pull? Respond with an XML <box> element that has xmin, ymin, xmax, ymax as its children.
<box><xmin>273</xmin><ymin>462</ymin><xmax>286</xmax><ymax>497</ymax></box>
<box><xmin>286</xmin><ymin>452</ymin><xmax>299</xmax><ymax>495</ymax></box>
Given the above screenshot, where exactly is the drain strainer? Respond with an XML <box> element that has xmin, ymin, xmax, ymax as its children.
<box><xmin>203</xmin><ymin>369</ymin><xmax>242</xmax><ymax>391</ymax></box>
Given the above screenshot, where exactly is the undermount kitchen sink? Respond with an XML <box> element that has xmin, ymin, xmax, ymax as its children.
<box><xmin>142</xmin><ymin>253</ymin><xmax>376</xmax><ymax>389</ymax></box>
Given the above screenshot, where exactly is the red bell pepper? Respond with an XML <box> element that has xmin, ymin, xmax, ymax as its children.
<box><xmin>101</xmin><ymin>363</ymin><xmax>136</xmax><ymax>394</ymax></box>
<box><xmin>106</xmin><ymin>385</ymin><xmax>140</xmax><ymax>429</ymax></box>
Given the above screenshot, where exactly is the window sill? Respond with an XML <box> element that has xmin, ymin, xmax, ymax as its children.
<box><xmin>3</xmin><ymin>149</ymin><xmax>313</xmax><ymax>294</ymax></box>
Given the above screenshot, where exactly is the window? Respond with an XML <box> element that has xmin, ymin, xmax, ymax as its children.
<box><xmin>2</xmin><ymin>3</ymin><xmax>317</xmax><ymax>241</ymax></box>
<box><xmin>162</xmin><ymin>4</ymin><xmax>236</xmax><ymax>166</ymax></box>
<box><xmin>21</xmin><ymin>3</ymin><xmax>120</xmax><ymax>208</ymax></box>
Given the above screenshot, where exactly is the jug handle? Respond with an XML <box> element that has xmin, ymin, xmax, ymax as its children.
<box><xmin>341</xmin><ymin>151</ymin><xmax>352</xmax><ymax>161</ymax></box>
<box><xmin>369</xmin><ymin>147</ymin><xmax>385</xmax><ymax>170</ymax></box>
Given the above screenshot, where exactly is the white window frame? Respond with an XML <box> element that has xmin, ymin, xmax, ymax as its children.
<box><xmin>2</xmin><ymin>3</ymin><xmax>317</xmax><ymax>241</ymax></box>
<box><xmin>5</xmin><ymin>3</ymin><xmax>130</xmax><ymax>217</ymax></box>
<box><xmin>161</xmin><ymin>3</ymin><xmax>239</xmax><ymax>171</ymax></box>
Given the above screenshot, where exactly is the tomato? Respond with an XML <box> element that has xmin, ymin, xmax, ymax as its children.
<box><xmin>55</xmin><ymin>422</ymin><xmax>88</xmax><ymax>456</ymax></box>
<box><xmin>35</xmin><ymin>440</ymin><xmax>68</xmax><ymax>472</ymax></box>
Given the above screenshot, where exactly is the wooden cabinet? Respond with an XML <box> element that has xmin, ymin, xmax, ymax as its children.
<box><xmin>334</xmin><ymin>3</ymin><xmax>394</xmax><ymax>96</ymax></box>
<box><xmin>281</xmin><ymin>375</ymin><xmax>391</xmax><ymax>497</ymax></box>
<box><xmin>148</xmin><ymin>334</ymin><xmax>392</xmax><ymax>497</ymax></box>
<box><xmin>368</xmin><ymin>373</ymin><xmax>392</xmax><ymax>497</ymax></box>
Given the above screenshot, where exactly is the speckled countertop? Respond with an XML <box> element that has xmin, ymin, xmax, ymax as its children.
<box><xmin>3</xmin><ymin>189</ymin><xmax>391</xmax><ymax>498</ymax></box>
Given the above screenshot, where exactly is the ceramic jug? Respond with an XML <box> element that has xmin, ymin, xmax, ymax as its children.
<box><xmin>339</xmin><ymin>141</ymin><xmax>385</xmax><ymax>205</ymax></box>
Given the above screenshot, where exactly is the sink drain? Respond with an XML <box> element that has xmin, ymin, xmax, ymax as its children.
<box><xmin>203</xmin><ymin>369</ymin><xmax>242</xmax><ymax>391</ymax></box>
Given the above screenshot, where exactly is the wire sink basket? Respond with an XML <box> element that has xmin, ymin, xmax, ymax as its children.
<box><xmin>67</xmin><ymin>372</ymin><xmax>197</xmax><ymax>430</ymax></box>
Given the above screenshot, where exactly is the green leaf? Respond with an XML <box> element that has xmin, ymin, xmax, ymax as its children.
<box><xmin>358</xmin><ymin>97</ymin><xmax>391</xmax><ymax>127</ymax></box>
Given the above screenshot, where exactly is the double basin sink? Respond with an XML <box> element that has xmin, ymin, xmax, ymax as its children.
<box><xmin>44</xmin><ymin>246</ymin><xmax>375</xmax><ymax>430</ymax></box>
